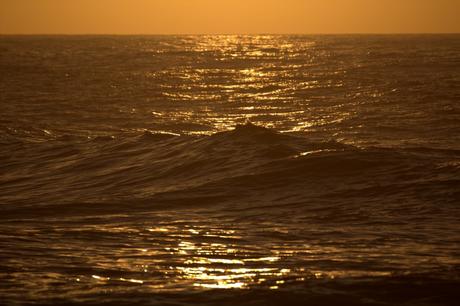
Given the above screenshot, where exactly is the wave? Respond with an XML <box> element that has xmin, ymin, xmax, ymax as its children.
<box><xmin>1</xmin><ymin>123</ymin><xmax>459</xmax><ymax>217</ymax></box>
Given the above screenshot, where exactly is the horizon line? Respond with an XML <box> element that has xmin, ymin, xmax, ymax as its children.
<box><xmin>1</xmin><ymin>32</ymin><xmax>459</xmax><ymax>36</ymax></box>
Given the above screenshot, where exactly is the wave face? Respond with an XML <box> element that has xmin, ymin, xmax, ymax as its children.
<box><xmin>1</xmin><ymin>35</ymin><xmax>460</xmax><ymax>305</ymax></box>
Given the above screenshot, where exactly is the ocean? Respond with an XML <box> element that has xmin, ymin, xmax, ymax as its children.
<box><xmin>0</xmin><ymin>35</ymin><xmax>459</xmax><ymax>305</ymax></box>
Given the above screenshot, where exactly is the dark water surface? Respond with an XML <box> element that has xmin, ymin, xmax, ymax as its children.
<box><xmin>1</xmin><ymin>35</ymin><xmax>460</xmax><ymax>305</ymax></box>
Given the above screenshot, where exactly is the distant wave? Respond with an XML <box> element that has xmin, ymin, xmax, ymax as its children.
<box><xmin>2</xmin><ymin>123</ymin><xmax>459</xmax><ymax>219</ymax></box>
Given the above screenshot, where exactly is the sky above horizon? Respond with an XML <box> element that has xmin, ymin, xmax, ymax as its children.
<box><xmin>1</xmin><ymin>0</ymin><xmax>459</xmax><ymax>34</ymax></box>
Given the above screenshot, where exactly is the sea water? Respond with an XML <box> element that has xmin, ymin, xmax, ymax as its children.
<box><xmin>1</xmin><ymin>35</ymin><xmax>459</xmax><ymax>305</ymax></box>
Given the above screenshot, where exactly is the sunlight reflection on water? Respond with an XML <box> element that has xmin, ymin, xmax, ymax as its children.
<box><xmin>145</xmin><ymin>35</ymin><xmax>346</xmax><ymax>135</ymax></box>
<box><xmin>72</xmin><ymin>219</ymin><xmax>409</xmax><ymax>292</ymax></box>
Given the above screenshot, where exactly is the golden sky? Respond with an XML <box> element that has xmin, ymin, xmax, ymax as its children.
<box><xmin>1</xmin><ymin>0</ymin><xmax>459</xmax><ymax>34</ymax></box>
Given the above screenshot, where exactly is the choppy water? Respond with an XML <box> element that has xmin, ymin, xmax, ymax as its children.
<box><xmin>1</xmin><ymin>35</ymin><xmax>460</xmax><ymax>305</ymax></box>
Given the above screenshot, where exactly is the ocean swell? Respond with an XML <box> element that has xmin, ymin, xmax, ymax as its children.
<box><xmin>1</xmin><ymin>123</ymin><xmax>459</xmax><ymax>219</ymax></box>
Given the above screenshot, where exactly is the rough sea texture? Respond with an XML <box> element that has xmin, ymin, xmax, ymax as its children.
<box><xmin>1</xmin><ymin>35</ymin><xmax>459</xmax><ymax>305</ymax></box>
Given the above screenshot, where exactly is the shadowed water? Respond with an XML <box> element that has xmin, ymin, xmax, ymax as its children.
<box><xmin>1</xmin><ymin>35</ymin><xmax>459</xmax><ymax>305</ymax></box>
